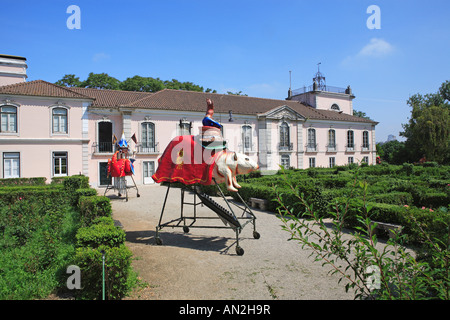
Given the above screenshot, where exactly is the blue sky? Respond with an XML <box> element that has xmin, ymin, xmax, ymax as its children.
<box><xmin>1</xmin><ymin>0</ymin><xmax>449</xmax><ymax>142</ymax></box>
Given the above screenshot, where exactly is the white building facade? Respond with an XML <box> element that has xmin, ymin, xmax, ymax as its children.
<box><xmin>0</xmin><ymin>55</ymin><xmax>378</xmax><ymax>187</ymax></box>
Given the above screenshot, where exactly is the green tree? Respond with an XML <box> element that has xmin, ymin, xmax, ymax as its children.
<box><xmin>377</xmin><ymin>140</ymin><xmax>408</xmax><ymax>164</ymax></box>
<box><xmin>55</xmin><ymin>73</ymin><xmax>217</xmax><ymax>93</ymax></box>
<box><xmin>226</xmin><ymin>90</ymin><xmax>248</xmax><ymax>96</ymax></box>
<box><xmin>119</xmin><ymin>75</ymin><xmax>165</xmax><ymax>92</ymax></box>
<box><xmin>82</xmin><ymin>72</ymin><xmax>121</xmax><ymax>90</ymax></box>
<box><xmin>163</xmin><ymin>79</ymin><xmax>204</xmax><ymax>92</ymax></box>
<box><xmin>54</xmin><ymin>74</ymin><xmax>82</xmax><ymax>87</ymax></box>
<box><xmin>401</xmin><ymin>80</ymin><xmax>450</xmax><ymax>164</ymax></box>
<box><xmin>353</xmin><ymin>109</ymin><xmax>372</xmax><ymax>120</ymax></box>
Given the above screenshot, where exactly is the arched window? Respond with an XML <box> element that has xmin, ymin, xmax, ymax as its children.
<box><xmin>328</xmin><ymin>129</ymin><xmax>336</xmax><ymax>149</ymax></box>
<box><xmin>281</xmin><ymin>154</ymin><xmax>290</xmax><ymax>169</ymax></box>
<box><xmin>307</xmin><ymin>128</ymin><xmax>316</xmax><ymax>149</ymax></box>
<box><xmin>362</xmin><ymin>131</ymin><xmax>369</xmax><ymax>149</ymax></box>
<box><xmin>141</xmin><ymin>122</ymin><xmax>156</xmax><ymax>152</ymax></box>
<box><xmin>331</xmin><ymin>104</ymin><xmax>340</xmax><ymax>111</ymax></box>
<box><xmin>279</xmin><ymin>122</ymin><xmax>290</xmax><ymax>150</ymax></box>
<box><xmin>0</xmin><ymin>105</ymin><xmax>17</xmax><ymax>133</ymax></box>
<box><xmin>98</xmin><ymin>121</ymin><xmax>113</xmax><ymax>153</ymax></box>
<box><xmin>242</xmin><ymin>125</ymin><xmax>252</xmax><ymax>151</ymax></box>
<box><xmin>52</xmin><ymin>107</ymin><xmax>68</xmax><ymax>134</ymax></box>
<box><xmin>347</xmin><ymin>130</ymin><xmax>354</xmax><ymax>149</ymax></box>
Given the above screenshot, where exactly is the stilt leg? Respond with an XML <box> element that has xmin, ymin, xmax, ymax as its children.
<box><xmin>155</xmin><ymin>184</ymin><xmax>171</xmax><ymax>245</ymax></box>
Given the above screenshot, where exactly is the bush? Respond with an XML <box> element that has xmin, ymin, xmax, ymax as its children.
<box><xmin>0</xmin><ymin>177</ymin><xmax>46</xmax><ymax>187</ymax></box>
<box><xmin>0</xmin><ymin>185</ymin><xmax>65</xmax><ymax>205</ymax></box>
<box><xmin>0</xmin><ymin>201</ymin><xmax>79</xmax><ymax>299</ymax></box>
<box><xmin>63</xmin><ymin>175</ymin><xmax>90</xmax><ymax>205</ymax></box>
<box><xmin>78</xmin><ymin>196</ymin><xmax>112</xmax><ymax>226</ymax></box>
<box><xmin>75</xmin><ymin>188</ymin><xmax>98</xmax><ymax>205</ymax></box>
<box><xmin>73</xmin><ymin>244</ymin><xmax>133</xmax><ymax>300</ymax></box>
<box><xmin>76</xmin><ymin>217</ymin><xmax>125</xmax><ymax>248</ymax></box>
<box><xmin>368</xmin><ymin>192</ymin><xmax>414</xmax><ymax>206</ymax></box>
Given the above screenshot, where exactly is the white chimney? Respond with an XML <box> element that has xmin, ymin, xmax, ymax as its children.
<box><xmin>0</xmin><ymin>54</ymin><xmax>27</xmax><ymax>87</ymax></box>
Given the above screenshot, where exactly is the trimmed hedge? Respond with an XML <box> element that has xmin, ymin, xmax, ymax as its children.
<box><xmin>0</xmin><ymin>185</ymin><xmax>65</xmax><ymax>205</ymax></box>
<box><xmin>0</xmin><ymin>177</ymin><xmax>47</xmax><ymax>186</ymax></box>
<box><xmin>63</xmin><ymin>175</ymin><xmax>90</xmax><ymax>205</ymax></box>
<box><xmin>73</xmin><ymin>244</ymin><xmax>133</xmax><ymax>300</ymax></box>
<box><xmin>72</xmin><ymin>191</ymin><xmax>134</xmax><ymax>300</ymax></box>
<box><xmin>78</xmin><ymin>195</ymin><xmax>112</xmax><ymax>227</ymax></box>
<box><xmin>76</xmin><ymin>216</ymin><xmax>125</xmax><ymax>248</ymax></box>
<box><xmin>232</xmin><ymin>164</ymin><xmax>449</xmax><ymax>245</ymax></box>
<box><xmin>0</xmin><ymin>174</ymin><xmax>136</xmax><ymax>300</ymax></box>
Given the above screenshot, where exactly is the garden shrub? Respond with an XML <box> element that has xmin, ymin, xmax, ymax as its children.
<box><xmin>0</xmin><ymin>185</ymin><xmax>65</xmax><ymax>205</ymax></box>
<box><xmin>368</xmin><ymin>192</ymin><xmax>414</xmax><ymax>206</ymax></box>
<box><xmin>75</xmin><ymin>188</ymin><xmax>98</xmax><ymax>205</ymax></box>
<box><xmin>76</xmin><ymin>217</ymin><xmax>125</xmax><ymax>248</ymax></box>
<box><xmin>78</xmin><ymin>195</ymin><xmax>112</xmax><ymax>226</ymax></box>
<box><xmin>73</xmin><ymin>244</ymin><xmax>133</xmax><ymax>300</ymax></box>
<box><xmin>0</xmin><ymin>199</ymin><xmax>79</xmax><ymax>299</ymax></box>
<box><xmin>63</xmin><ymin>175</ymin><xmax>90</xmax><ymax>205</ymax></box>
<box><xmin>0</xmin><ymin>177</ymin><xmax>46</xmax><ymax>187</ymax></box>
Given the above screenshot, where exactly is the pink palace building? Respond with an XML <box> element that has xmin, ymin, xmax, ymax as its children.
<box><xmin>0</xmin><ymin>54</ymin><xmax>378</xmax><ymax>187</ymax></box>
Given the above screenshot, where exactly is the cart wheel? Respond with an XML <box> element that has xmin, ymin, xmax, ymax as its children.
<box><xmin>253</xmin><ymin>231</ymin><xmax>261</xmax><ymax>239</ymax></box>
<box><xmin>183</xmin><ymin>226</ymin><xmax>190</xmax><ymax>233</ymax></box>
<box><xmin>155</xmin><ymin>237</ymin><xmax>163</xmax><ymax>245</ymax></box>
<box><xmin>236</xmin><ymin>246</ymin><xmax>244</xmax><ymax>256</ymax></box>
<box><xmin>118</xmin><ymin>193</ymin><xmax>122</xmax><ymax>197</ymax></box>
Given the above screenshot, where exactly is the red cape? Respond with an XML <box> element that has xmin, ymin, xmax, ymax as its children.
<box><xmin>152</xmin><ymin>135</ymin><xmax>223</xmax><ymax>185</ymax></box>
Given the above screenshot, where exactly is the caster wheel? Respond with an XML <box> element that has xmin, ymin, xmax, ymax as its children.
<box><xmin>236</xmin><ymin>246</ymin><xmax>244</xmax><ymax>256</ymax></box>
<box><xmin>118</xmin><ymin>193</ymin><xmax>122</xmax><ymax>197</ymax></box>
<box><xmin>253</xmin><ymin>231</ymin><xmax>260</xmax><ymax>239</ymax></box>
<box><xmin>183</xmin><ymin>226</ymin><xmax>190</xmax><ymax>233</ymax></box>
<box><xmin>155</xmin><ymin>237</ymin><xmax>163</xmax><ymax>245</ymax></box>
<box><xmin>137</xmin><ymin>194</ymin><xmax>140</xmax><ymax>197</ymax></box>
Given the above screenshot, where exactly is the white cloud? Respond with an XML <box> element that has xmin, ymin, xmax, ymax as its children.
<box><xmin>357</xmin><ymin>38</ymin><xmax>394</xmax><ymax>58</ymax></box>
<box><xmin>341</xmin><ymin>38</ymin><xmax>395</xmax><ymax>66</ymax></box>
<box><xmin>92</xmin><ymin>53</ymin><xmax>110</xmax><ymax>62</ymax></box>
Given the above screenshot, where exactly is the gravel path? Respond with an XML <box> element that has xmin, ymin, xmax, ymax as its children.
<box><xmin>107</xmin><ymin>184</ymin><xmax>355</xmax><ymax>300</ymax></box>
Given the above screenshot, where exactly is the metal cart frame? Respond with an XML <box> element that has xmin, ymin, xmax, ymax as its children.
<box><xmin>154</xmin><ymin>179</ymin><xmax>259</xmax><ymax>256</ymax></box>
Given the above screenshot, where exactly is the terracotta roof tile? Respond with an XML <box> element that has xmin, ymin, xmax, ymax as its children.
<box><xmin>0</xmin><ymin>81</ymin><xmax>376</xmax><ymax>124</ymax></box>
<box><xmin>0</xmin><ymin>80</ymin><xmax>91</xmax><ymax>99</ymax></box>
<box><xmin>69</xmin><ymin>87</ymin><xmax>152</xmax><ymax>108</ymax></box>
<box><xmin>123</xmin><ymin>89</ymin><xmax>377</xmax><ymax>124</ymax></box>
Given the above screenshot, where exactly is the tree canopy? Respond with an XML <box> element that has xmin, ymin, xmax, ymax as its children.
<box><xmin>54</xmin><ymin>73</ymin><xmax>218</xmax><ymax>94</ymax></box>
<box><xmin>400</xmin><ymin>80</ymin><xmax>450</xmax><ymax>164</ymax></box>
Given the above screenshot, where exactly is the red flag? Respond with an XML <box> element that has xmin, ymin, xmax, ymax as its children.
<box><xmin>131</xmin><ymin>133</ymin><xmax>137</xmax><ymax>144</ymax></box>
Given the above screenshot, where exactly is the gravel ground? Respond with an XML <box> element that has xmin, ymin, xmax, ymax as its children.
<box><xmin>107</xmin><ymin>184</ymin><xmax>355</xmax><ymax>300</ymax></box>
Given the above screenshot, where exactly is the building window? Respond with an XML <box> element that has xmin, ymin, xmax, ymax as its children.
<box><xmin>309</xmin><ymin>157</ymin><xmax>316</xmax><ymax>168</ymax></box>
<box><xmin>3</xmin><ymin>152</ymin><xmax>20</xmax><ymax>178</ymax></box>
<box><xmin>362</xmin><ymin>131</ymin><xmax>370</xmax><ymax>149</ymax></box>
<box><xmin>348</xmin><ymin>157</ymin><xmax>354</xmax><ymax>164</ymax></box>
<box><xmin>279</xmin><ymin>122</ymin><xmax>290</xmax><ymax>150</ymax></box>
<box><xmin>328</xmin><ymin>129</ymin><xmax>336</xmax><ymax>151</ymax></box>
<box><xmin>242</xmin><ymin>125</ymin><xmax>252</xmax><ymax>151</ymax></box>
<box><xmin>52</xmin><ymin>107</ymin><xmax>68</xmax><ymax>134</ymax></box>
<box><xmin>307</xmin><ymin>128</ymin><xmax>316</xmax><ymax>151</ymax></box>
<box><xmin>141</xmin><ymin>122</ymin><xmax>155</xmax><ymax>152</ymax></box>
<box><xmin>179</xmin><ymin>119</ymin><xmax>191</xmax><ymax>136</ymax></box>
<box><xmin>0</xmin><ymin>105</ymin><xmax>17</xmax><ymax>133</ymax></box>
<box><xmin>281</xmin><ymin>154</ymin><xmax>290</xmax><ymax>169</ymax></box>
<box><xmin>99</xmin><ymin>162</ymin><xmax>111</xmax><ymax>186</ymax></box>
<box><xmin>53</xmin><ymin>152</ymin><xmax>68</xmax><ymax>177</ymax></box>
<box><xmin>97</xmin><ymin>121</ymin><xmax>113</xmax><ymax>153</ymax></box>
<box><xmin>143</xmin><ymin>161</ymin><xmax>155</xmax><ymax>184</ymax></box>
<box><xmin>329</xmin><ymin>157</ymin><xmax>336</xmax><ymax>168</ymax></box>
<box><xmin>363</xmin><ymin>156</ymin><xmax>369</xmax><ymax>164</ymax></box>
<box><xmin>347</xmin><ymin>130</ymin><xmax>354</xmax><ymax>149</ymax></box>
<box><xmin>331</xmin><ymin>104</ymin><xmax>340</xmax><ymax>111</ymax></box>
